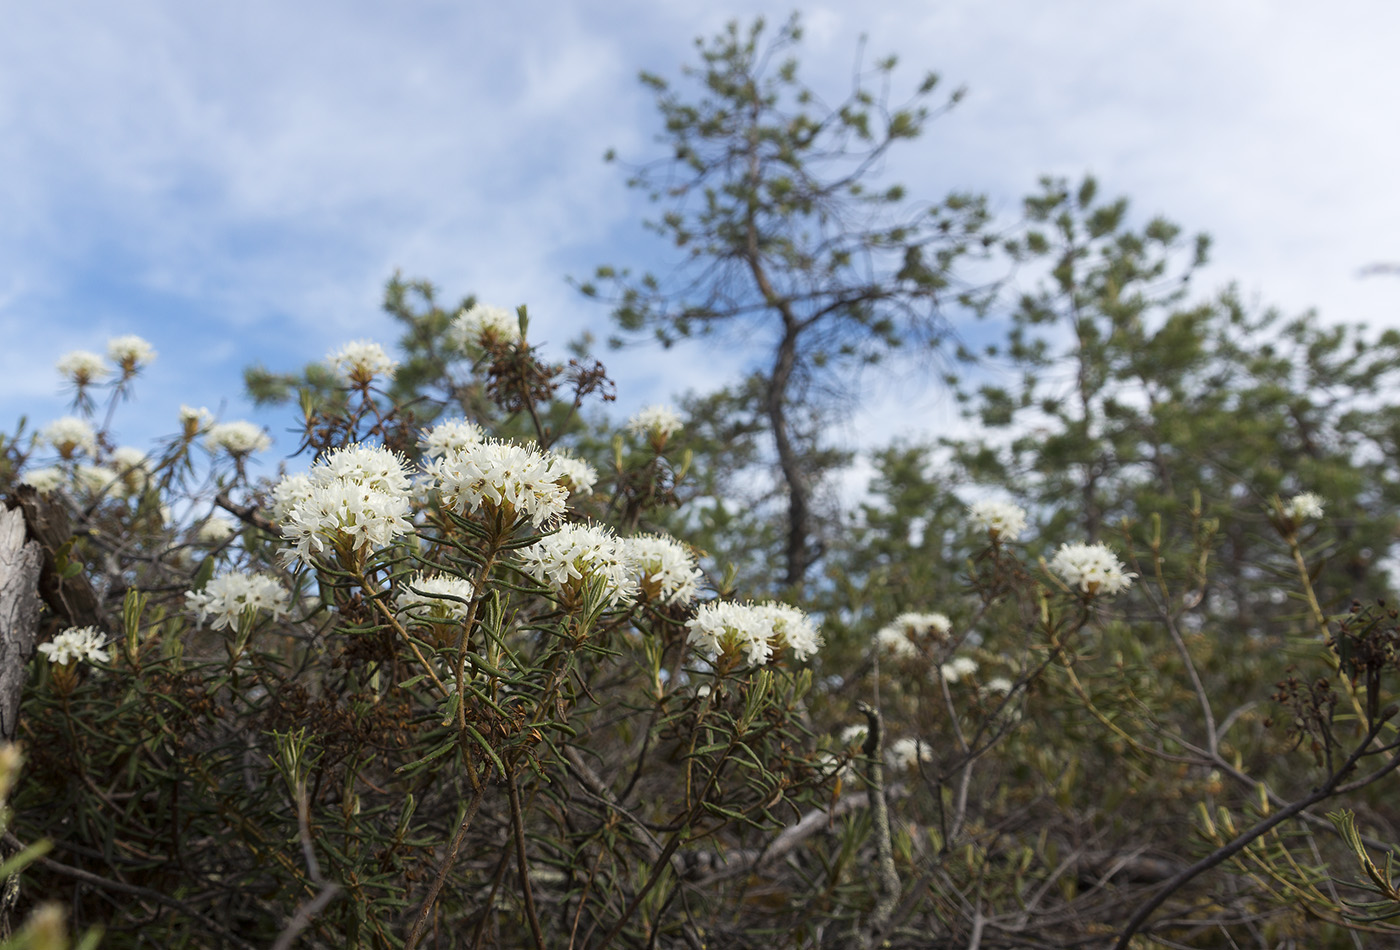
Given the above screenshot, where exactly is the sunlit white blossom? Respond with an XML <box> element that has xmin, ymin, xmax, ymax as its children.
<box><xmin>186</xmin><ymin>573</ymin><xmax>290</xmax><ymax>630</ymax></box>
<box><xmin>43</xmin><ymin>417</ymin><xmax>97</xmax><ymax>459</ymax></box>
<box><xmin>395</xmin><ymin>573</ymin><xmax>477</xmax><ymax>623</ymax></box>
<box><xmin>517</xmin><ymin>522</ymin><xmax>637</xmax><ymax>609</ymax></box>
<box><xmin>874</xmin><ymin>612</ymin><xmax>952</xmax><ymax>660</ymax></box>
<box><xmin>108</xmin><ymin>447</ymin><xmax>151</xmax><ymax>497</ymax></box>
<box><xmin>56</xmin><ymin>350</ymin><xmax>109</xmax><ymax>387</ymax></box>
<box><xmin>939</xmin><ymin>656</ymin><xmax>979</xmax><ymax>683</ymax></box>
<box><xmin>197</xmin><ymin>517</ymin><xmax>238</xmax><ymax>544</ymax></box>
<box><xmin>983</xmin><ymin>677</ymin><xmax>1014</xmax><ymax>695</ymax></box>
<box><xmin>547</xmin><ymin>453</ymin><xmax>598</xmax><ymax>498</ymax></box>
<box><xmin>886</xmin><ymin>737</ymin><xmax>934</xmax><ymax>771</ymax></box>
<box><xmin>452</xmin><ymin>303</ymin><xmax>521</xmax><ymax>349</ymax></box>
<box><xmin>280</xmin><ymin>444</ymin><xmax>415</xmax><ymax>567</ymax></box>
<box><xmin>686</xmin><ymin>600</ymin><xmax>820</xmax><ymax>666</ymax></box>
<box><xmin>840</xmin><ymin>724</ymin><xmax>869</xmax><ymax>747</ymax></box>
<box><xmin>107</xmin><ymin>335</ymin><xmax>156</xmax><ymax>374</ymax></box>
<box><xmin>327</xmin><ymin>339</ymin><xmax>397</xmax><ymax>385</ymax></box>
<box><xmin>756</xmin><ymin>602</ymin><xmax>822</xmax><ymax>661</ymax></box>
<box><xmin>968</xmin><ymin>500</ymin><xmax>1028</xmax><ymax>541</ymax></box>
<box><xmin>270</xmin><ymin>473</ymin><xmax>314</xmax><ymax>524</ymax></box>
<box><xmin>179</xmin><ymin>405</ymin><xmax>214</xmax><ymax>437</ymax></box>
<box><xmin>427</xmin><ymin>438</ymin><xmax>568</xmax><ymax>528</ymax></box>
<box><xmin>627</xmin><ymin>405</ymin><xmax>683</xmax><ymax>445</ymax></box>
<box><xmin>20</xmin><ymin>467</ymin><xmax>65</xmax><ymax>494</ymax></box>
<box><xmin>1284</xmin><ymin>492</ymin><xmax>1324</xmax><ymax>523</ymax></box>
<box><xmin>73</xmin><ymin>464</ymin><xmax>117</xmax><ymax>497</ymax></box>
<box><xmin>420</xmin><ymin>418</ymin><xmax>483</xmax><ymax>460</ymax></box>
<box><xmin>205</xmin><ymin>421</ymin><xmax>272</xmax><ymax>457</ymax></box>
<box><xmin>38</xmin><ymin>626</ymin><xmax>110</xmax><ymax>666</ymax></box>
<box><xmin>623</xmin><ymin>534</ymin><xmax>702</xmax><ymax>605</ymax></box>
<box><xmin>1050</xmin><ymin>541</ymin><xmax>1136</xmax><ymax>597</ymax></box>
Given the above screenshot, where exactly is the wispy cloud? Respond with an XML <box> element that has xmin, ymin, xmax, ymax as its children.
<box><xmin>3</xmin><ymin>0</ymin><xmax>1398</xmax><ymax>456</ymax></box>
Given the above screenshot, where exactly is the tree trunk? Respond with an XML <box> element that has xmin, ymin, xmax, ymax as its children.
<box><xmin>0</xmin><ymin>505</ymin><xmax>40</xmax><ymax>741</ymax></box>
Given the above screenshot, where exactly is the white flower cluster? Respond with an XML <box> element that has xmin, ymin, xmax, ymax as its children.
<box><xmin>395</xmin><ymin>572</ymin><xmax>476</xmax><ymax>623</ymax></box>
<box><xmin>840</xmin><ymin>724</ymin><xmax>869</xmax><ymax>748</ymax></box>
<box><xmin>56</xmin><ymin>350</ymin><xmax>109</xmax><ymax>387</ymax></box>
<box><xmin>108</xmin><ymin>335</ymin><xmax>156</xmax><ymax>374</ymax></box>
<box><xmin>517</xmin><ymin>522</ymin><xmax>638</xmax><ymax>609</ymax></box>
<box><xmin>886</xmin><ymin>737</ymin><xmax>934</xmax><ymax>772</ymax></box>
<box><xmin>939</xmin><ymin>656</ymin><xmax>979</xmax><ymax>683</ymax></box>
<box><xmin>180</xmin><ymin>405</ymin><xmax>214</xmax><ymax>437</ymax></box>
<box><xmin>427</xmin><ymin>439</ymin><xmax>568</xmax><ymax>528</ymax></box>
<box><xmin>627</xmin><ymin>405</ymin><xmax>684</xmax><ymax>445</ymax></box>
<box><xmin>20</xmin><ymin>467</ymin><xmax>65</xmax><ymax>494</ymax></box>
<box><xmin>452</xmin><ymin>303</ymin><xmax>521</xmax><ymax>350</ymax></box>
<box><xmin>686</xmin><ymin>601</ymin><xmax>822</xmax><ymax>666</ymax></box>
<box><xmin>1284</xmin><ymin>492</ymin><xmax>1324</xmax><ymax>523</ymax></box>
<box><xmin>43</xmin><ymin>417</ymin><xmax>97</xmax><ymax>459</ymax></box>
<box><xmin>328</xmin><ymin>340</ymin><xmax>397</xmax><ymax>385</ymax></box>
<box><xmin>72</xmin><ymin>464</ymin><xmax>116</xmax><ymax>497</ymax></box>
<box><xmin>107</xmin><ymin>446</ymin><xmax>151</xmax><ymax>497</ymax></box>
<box><xmin>624</xmin><ymin>534</ymin><xmax>702</xmax><ymax>605</ymax></box>
<box><xmin>1050</xmin><ymin>541</ymin><xmax>1136</xmax><ymax>597</ymax></box>
<box><xmin>874</xmin><ymin>611</ymin><xmax>952</xmax><ymax>660</ymax></box>
<box><xmin>206</xmin><ymin>421</ymin><xmax>272</xmax><ymax>457</ymax></box>
<box><xmin>547</xmin><ymin>454</ymin><xmax>599</xmax><ymax>498</ymax></box>
<box><xmin>37</xmin><ymin>626</ymin><xmax>110</xmax><ymax>666</ymax></box>
<box><xmin>278</xmin><ymin>444</ymin><xmax>415</xmax><ymax>567</ymax></box>
<box><xmin>186</xmin><ymin>573</ymin><xmax>291</xmax><ymax>630</ymax></box>
<box><xmin>968</xmin><ymin>500</ymin><xmax>1028</xmax><ymax>540</ymax></box>
<box><xmin>270</xmin><ymin>474</ymin><xmax>312</xmax><ymax>523</ymax></box>
<box><xmin>420</xmin><ymin>418</ymin><xmax>483</xmax><ymax>460</ymax></box>
<box><xmin>197</xmin><ymin>517</ymin><xmax>238</xmax><ymax>544</ymax></box>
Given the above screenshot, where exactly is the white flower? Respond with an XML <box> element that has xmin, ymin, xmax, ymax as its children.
<box><xmin>983</xmin><ymin>676</ymin><xmax>1014</xmax><ymax>695</ymax></box>
<box><xmin>205</xmin><ymin>421</ymin><xmax>272</xmax><ymax>457</ymax></box>
<box><xmin>547</xmin><ymin>453</ymin><xmax>598</xmax><ymax>498</ymax></box>
<box><xmin>37</xmin><ymin>626</ymin><xmax>109</xmax><ymax>665</ymax></box>
<box><xmin>395</xmin><ymin>573</ymin><xmax>476</xmax><ymax>623</ymax></box>
<box><xmin>755</xmin><ymin>602</ymin><xmax>822</xmax><ymax>661</ymax></box>
<box><xmin>968</xmin><ymin>500</ymin><xmax>1027</xmax><ymax>541</ymax></box>
<box><xmin>627</xmin><ymin>405</ymin><xmax>683</xmax><ymax>445</ymax></box>
<box><xmin>280</xmin><ymin>444</ymin><xmax>415</xmax><ymax>567</ymax></box>
<box><xmin>1050</xmin><ymin>541</ymin><xmax>1136</xmax><ymax>597</ymax></box>
<box><xmin>186</xmin><ymin>573</ymin><xmax>290</xmax><ymax>630</ymax></box>
<box><xmin>107</xmin><ymin>335</ymin><xmax>156</xmax><ymax>374</ymax></box>
<box><xmin>179</xmin><ymin>405</ymin><xmax>214</xmax><ymax>437</ymax></box>
<box><xmin>108</xmin><ymin>446</ymin><xmax>151</xmax><ymax>497</ymax></box>
<box><xmin>886</xmin><ymin>737</ymin><xmax>934</xmax><ymax>771</ymax></box>
<box><xmin>270</xmin><ymin>473</ymin><xmax>313</xmax><ymax>524</ymax></box>
<box><xmin>73</xmin><ymin>464</ymin><xmax>117</xmax><ymax>497</ymax></box>
<box><xmin>420</xmin><ymin>418</ymin><xmax>484</xmax><ymax>460</ymax></box>
<box><xmin>43</xmin><ymin>417</ymin><xmax>97</xmax><ymax>459</ymax></box>
<box><xmin>452</xmin><ymin>303</ymin><xmax>521</xmax><ymax>349</ymax></box>
<box><xmin>939</xmin><ymin>656</ymin><xmax>979</xmax><ymax>683</ymax></box>
<box><xmin>623</xmin><ymin>534</ymin><xmax>702</xmax><ymax>605</ymax></box>
<box><xmin>840</xmin><ymin>724</ymin><xmax>869</xmax><ymax>747</ymax></box>
<box><xmin>20</xmin><ymin>467</ymin><xmax>65</xmax><ymax>494</ymax></box>
<box><xmin>197</xmin><ymin>517</ymin><xmax>238</xmax><ymax>544</ymax></box>
<box><xmin>1284</xmin><ymin>492</ymin><xmax>1325</xmax><ymax>523</ymax></box>
<box><xmin>427</xmin><ymin>439</ymin><xmax>568</xmax><ymax>528</ymax></box>
<box><xmin>517</xmin><ymin>522</ymin><xmax>637</xmax><ymax>609</ymax></box>
<box><xmin>327</xmin><ymin>339</ymin><xmax>397</xmax><ymax>385</ymax></box>
<box><xmin>686</xmin><ymin>600</ymin><xmax>820</xmax><ymax>666</ymax></box>
<box><xmin>56</xmin><ymin>351</ymin><xmax>109</xmax><ymax>387</ymax></box>
<box><xmin>875</xmin><ymin>612</ymin><xmax>951</xmax><ymax>660</ymax></box>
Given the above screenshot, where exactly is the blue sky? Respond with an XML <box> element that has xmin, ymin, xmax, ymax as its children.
<box><xmin>6</xmin><ymin>1</ymin><xmax>1400</xmax><ymax>466</ymax></box>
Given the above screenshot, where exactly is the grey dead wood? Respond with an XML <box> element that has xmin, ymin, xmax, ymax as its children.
<box><xmin>0</xmin><ymin>502</ymin><xmax>41</xmax><ymax>937</ymax></box>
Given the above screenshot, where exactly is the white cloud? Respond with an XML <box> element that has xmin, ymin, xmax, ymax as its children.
<box><xmin>3</xmin><ymin>0</ymin><xmax>1399</xmax><ymax>464</ymax></box>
